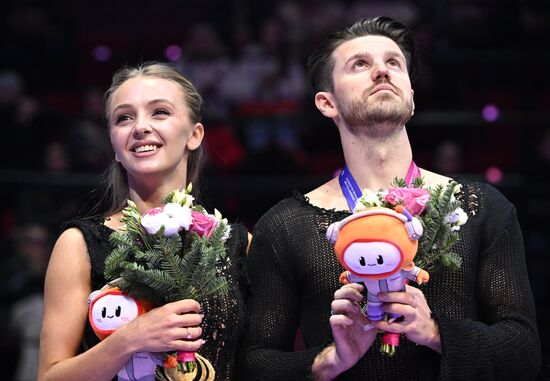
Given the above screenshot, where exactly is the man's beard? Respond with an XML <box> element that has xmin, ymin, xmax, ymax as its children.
<box><xmin>338</xmin><ymin>90</ymin><xmax>413</xmax><ymax>137</ymax></box>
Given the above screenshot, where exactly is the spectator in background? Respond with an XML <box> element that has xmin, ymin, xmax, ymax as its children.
<box><xmin>432</xmin><ymin>140</ymin><xmax>464</xmax><ymax>176</ymax></box>
<box><xmin>0</xmin><ymin>223</ymin><xmax>52</xmax><ymax>381</ymax></box>
<box><xmin>65</xmin><ymin>87</ymin><xmax>111</xmax><ymax>173</ymax></box>
<box><xmin>221</xmin><ymin>17</ymin><xmax>307</xmax><ymax>173</ymax></box>
<box><xmin>174</xmin><ymin>23</ymin><xmax>245</xmax><ymax>172</ymax></box>
<box><xmin>0</xmin><ymin>71</ymin><xmax>53</xmax><ymax>170</ymax></box>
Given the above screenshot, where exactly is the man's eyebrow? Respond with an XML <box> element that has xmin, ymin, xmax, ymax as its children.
<box><xmin>344</xmin><ymin>49</ymin><xmax>406</xmax><ymax>66</ymax></box>
<box><xmin>345</xmin><ymin>52</ymin><xmax>372</xmax><ymax>66</ymax></box>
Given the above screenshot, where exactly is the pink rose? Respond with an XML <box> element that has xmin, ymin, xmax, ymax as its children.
<box><xmin>189</xmin><ymin>211</ymin><xmax>218</xmax><ymax>237</ymax></box>
<box><xmin>402</xmin><ymin>188</ymin><xmax>430</xmax><ymax>215</ymax></box>
<box><xmin>384</xmin><ymin>192</ymin><xmax>401</xmax><ymax>205</ymax></box>
<box><xmin>387</xmin><ymin>187</ymin><xmax>430</xmax><ymax>216</ymax></box>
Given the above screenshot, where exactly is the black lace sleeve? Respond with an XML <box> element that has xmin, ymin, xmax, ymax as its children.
<box><xmin>436</xmin><ymin>181</ymin><xmax>541</xmax><ymax>380</ymax></box>
<box><xmin>238</xmin><ymin>199</ymin><xmax>333</xmax><ymax>381</ymax></box>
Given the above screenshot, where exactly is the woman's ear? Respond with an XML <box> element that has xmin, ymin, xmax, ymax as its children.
<box><xmin>186</xmin><ymin>123</ymin><xmax>205</xmax><ymax>151</ymax></box>
<box><xmin>315</xmin><ymin>91</ymin><xmax>338</xmax><ymax>118</ymax></box>
<box><xmin>411</xmin><ymin>89</ymin><xmax>415</xmax><ymax>117</ymax></box>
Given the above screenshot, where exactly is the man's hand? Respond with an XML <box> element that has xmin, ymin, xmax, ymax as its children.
<box><xmin>312</xmin><ymin>283</ymin><xmax>377</xmax><ymax>381</ymax></box>
<box><xmin>373</xmin><ymin>285</ymin><xmax>441</xmax><ymax>353</ymax></box>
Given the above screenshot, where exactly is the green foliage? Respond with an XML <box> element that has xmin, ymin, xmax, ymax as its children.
<box><xmin>415</xmin><ymin>180</ymin><xmax>463</xmax><ymax>271</ymax></box>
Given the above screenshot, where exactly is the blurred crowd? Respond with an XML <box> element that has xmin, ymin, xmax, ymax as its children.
<box><xmin>0</xmin><ymin>0</ymin><xmax>549</xmax><ymax>379</ymax></box>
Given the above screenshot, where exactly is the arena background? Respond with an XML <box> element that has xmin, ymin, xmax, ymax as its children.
<box><xmin>0</xmin><ymin>0</ymin><xmax>548</xmax><ymax>379</ymax></box>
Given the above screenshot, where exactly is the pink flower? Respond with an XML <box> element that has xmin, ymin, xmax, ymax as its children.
<box><xmin>189</xmin><ymin>211</ymin><xmax>218</xmax><ymax>237</ymax></box>
<box><xmin>384</xmin><ymin>192</ymin><xmax>400</xmax><ymax>206</ymax></box>
<box><xmin>386</xmin><ymin>187</ymin><xmax>430</xmax><ymax>216</ymax></box>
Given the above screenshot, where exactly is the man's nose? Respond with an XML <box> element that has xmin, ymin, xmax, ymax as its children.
<box><xmin>372</xmin><ymin>62</ymin><xmax>390</xmax><ymax>81</ymax></box>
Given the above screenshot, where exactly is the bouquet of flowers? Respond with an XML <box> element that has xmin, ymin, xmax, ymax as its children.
<box><xmin>354</xmin><ymin>177</ymin><xmax>467</xmax><ymax>271</ymax></box>
<box><xmin>103</xmin><ymin>184</ymin><xmax>231</xmax><ymax>377</ymax></box>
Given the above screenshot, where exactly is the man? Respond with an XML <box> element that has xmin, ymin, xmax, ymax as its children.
<box><xmin>239</xmin><ymin>17</ymin><xmax>540</xmax><ymax>380</ymax></box>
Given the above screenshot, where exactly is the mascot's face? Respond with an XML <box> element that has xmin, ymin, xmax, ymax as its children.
<box><xmin>343</xmin><ymin>241</ymin><xmax>401</xmax><ymax>275</ymax></box>
<box><xmin>88</xmin><ymin>289</ymin><xmax>142</xmax><ymax>337</ymax></box>
<box><xmin>91</xmin><ymin>293</ymin><xmax>139</xmax><ymax>330</ymax></box>
<box><xmin>330</xmin><ymin>208</ymin><xmax>419</xmax><ymax>279</ymax></box>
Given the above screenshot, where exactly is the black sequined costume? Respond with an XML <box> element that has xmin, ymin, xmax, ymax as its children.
<box><xmin>239</xmin><ymin>179</ymin><xmax>540</xmax><ymax>380</ymax></box>
<box><xmin>64</xmin><ymin>218</ymin><xmax>248</xmax><ymax>381</ymax></box>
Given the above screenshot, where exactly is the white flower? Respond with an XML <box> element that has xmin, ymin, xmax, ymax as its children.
<box><xmin>171</xmin><ymin>190</ymin><xmax>194</xmax><ymax>208</ymax></box>
<box><xmin>354</xmin><ymin>189</ymin><xmax>383</xmax><ymax>212</ymax></box>
<box><xmin>122</xmin><ymin>200</ymin><xmax>141</xmax><ymax>220</ymax></box>
<box><xmin>141</xmin><ymin>207</ymin><xmax>168</xmax><ymax>235</ymax></box>
<box><xmin>164</xmin><ymin>203</ymin><xmax>192</xmax><ymax>231</ymax></box>
<box><xmin>162</xmin><ymin>215</ymin><xmax>182</xmax><ymax>237</ymax></box>
<box><xmin>221</xmin><ymin>223</ymin><xmax>231</xmax><ymax>241</ymax></box>
<box><xmin>443</xmin><ymin>207</ymin><xmax>468</xmax><ymax>231</ymax></box>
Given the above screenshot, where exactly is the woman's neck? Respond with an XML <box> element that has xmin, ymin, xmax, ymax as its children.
<box><xmin>127</xmin><ymin>173</ymin><xmax>188</xmax><ymax>213</ymax></box>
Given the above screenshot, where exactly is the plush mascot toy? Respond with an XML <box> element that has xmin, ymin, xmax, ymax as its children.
<box><xmin>326</xmin><ymin>206</ymin><xmax>429</xmax><ymax>355</ymax></box>
<box><xmin>88</xmin><ymin>285</ymin><xmax>159</xmax><ymax>381</ymax></box>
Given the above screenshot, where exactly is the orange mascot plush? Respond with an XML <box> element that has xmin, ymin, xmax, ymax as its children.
<box><xmin>87</xmin><ymin>285</ymin><xmax>159</xmax><ymax>381</ymax></box>
<box><xmin>326</xmin><ymin>206</ymin><xmax>429</xmax><ymax>355</ymax></box>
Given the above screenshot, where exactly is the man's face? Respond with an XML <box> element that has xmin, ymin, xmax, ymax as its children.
<box><xmin>330</xmin><ymin>35</ymin><xmax>414</xmax><ymax>135</ymax></box>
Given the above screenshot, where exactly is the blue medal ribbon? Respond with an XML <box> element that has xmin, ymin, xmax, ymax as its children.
<box><xmin>338</xmin><ymin>161</ymin><xmax>420</xmax><ymax>211</ymax></box>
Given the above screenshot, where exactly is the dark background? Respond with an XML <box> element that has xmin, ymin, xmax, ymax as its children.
<box><xmin>1</xmin><ymin>0</ymin><xmax>549</xmax><ymax>379</ymax></box>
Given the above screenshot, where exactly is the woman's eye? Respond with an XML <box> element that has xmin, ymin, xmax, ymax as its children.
<box><xmin>115</xmin><ymin>114</ymin><xmax>131</xmax><ymax>124</ymax></box>
<box><xmin>153</xmin><ymin>108</ymin><xmax>170</xmax><ymax>116</ymax></box>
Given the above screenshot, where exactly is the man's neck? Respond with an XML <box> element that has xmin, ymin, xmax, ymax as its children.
<box><xmin>306</xmin><ymin>124</ymin><xmax>413</xmax><ymax>211</ymax></box>
<box><xmin>340</xmin><ymin>125</ymin><xmax>413</xmax><ymax>191</ymax></box>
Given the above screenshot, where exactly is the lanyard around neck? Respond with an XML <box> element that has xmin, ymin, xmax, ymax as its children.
<box><xmin>338</xmin><ymin>161</ymin><xmax>420</xmax><ymax>211</ymax></box>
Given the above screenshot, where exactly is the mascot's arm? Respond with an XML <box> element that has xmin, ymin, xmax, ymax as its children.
<box><xmin>339</xmin><ymin>271</ymin><xmax>351</xmax><ymax>285</ymax></box>
<box><xmin>403</xmin><ymin>265</ymin><xmax>429</xmax><ymax>285</ymax></box>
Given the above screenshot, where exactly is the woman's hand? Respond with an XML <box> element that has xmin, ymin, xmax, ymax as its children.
<box><xmin>312</xmin><ymin>283</ymin><xmax>377</xmax><ymax>381</ymax></box>
<box><xmin>373</xmin><ymin>285</ymin><xmax>441</xmax><ymax>353</ymax></box>
<box><xmin>118</xmin><ymin>299</ymin><xmax>204</xmax><ymax>354</ymax></box>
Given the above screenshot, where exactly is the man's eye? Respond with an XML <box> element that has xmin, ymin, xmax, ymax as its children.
<box><xmin>353</xmin><ymin>60</ymin><xmax>367</xmax><ymax>69</ymax></box>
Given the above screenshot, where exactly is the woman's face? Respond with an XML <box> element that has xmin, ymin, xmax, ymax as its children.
<box><xmin>108</xmin><ymin>76</ymin><xmax>203</xmax><ymax>182</ymax></box>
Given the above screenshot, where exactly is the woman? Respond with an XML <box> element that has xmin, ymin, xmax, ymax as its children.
<box><xmin>38</xmin><ymin>62</ymin><xmax>248</xmax><ymax>381</ymax></box>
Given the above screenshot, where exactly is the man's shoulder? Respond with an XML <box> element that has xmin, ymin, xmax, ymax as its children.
<box><xmin>304</xmin><ymin>177</ymin><xmax>349</xmax><ymax>211</ymax></box>
<box><xmin>257</xmin><ymin>193</ymin><xmax>308</xmax><ymax>224</ymax></box>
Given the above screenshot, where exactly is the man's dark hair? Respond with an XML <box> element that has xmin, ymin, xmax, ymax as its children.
<box><xmin>307</xmin><ymin>16</ymin><xmax>419</xmax><ymax>93</ymax></box>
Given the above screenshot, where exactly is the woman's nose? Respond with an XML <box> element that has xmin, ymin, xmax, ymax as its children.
<box><xmin>133</xmin><ymin>119</ymin><xmax>152</xmax><ymax>137</ymax></box>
